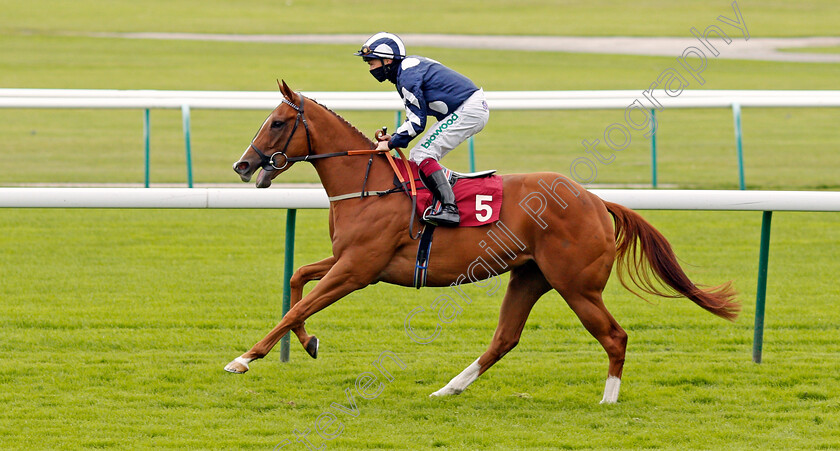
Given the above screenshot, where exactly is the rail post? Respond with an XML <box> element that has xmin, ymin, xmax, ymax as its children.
<box><xmin>181</xmin><ymin>104</ymin><xmax>194</xmax><ymax>188</ymax></box>
<box><xmin>733</xmin><ymin>103</ymin><xmax>746</xmax><ymax>190</ymax></box>
<box><xmin>143</xmin><ymin>109</ymin><xmax>150</xmax><ymax>188</ymax></box>
<box><xmin>280</xmin><ymin>209</ymin><xmax>297</xmax><ymax>362</ymax></box>
<box><xmin>753</xmin><ymin>210</ymin><xmax>773</xmax><ymax>363</ymax></box>
<box><xmin>650</xmin><ymin>109</ymin><xmax>657</xmax><ymax>188</ymax></box>
<box><xmin>469</xmin><ymin>136</ymin><xmax>476</xmax><ymax>172</ymax></box>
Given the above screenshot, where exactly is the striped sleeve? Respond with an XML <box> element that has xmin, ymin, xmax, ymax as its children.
<box><xmin>390</xmin><ymin>64</ymin><xmax>428</xmax><ymax>149</ymax></box>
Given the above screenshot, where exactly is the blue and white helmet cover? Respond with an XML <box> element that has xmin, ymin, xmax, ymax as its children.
<box><xmin>355</xmin><ymin>32</ymin><xmax>407</xmax><ymax>60</ymax></box>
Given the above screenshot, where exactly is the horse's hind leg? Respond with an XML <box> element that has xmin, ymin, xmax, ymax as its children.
<box><xmin>288</xmin><ymin>256</ymin><xmax>336</xmax><ymax>358</ymax></box>
<box><xmin>548</xmin><ymin>260</ymin><xmax>628</xmax><ymax>404</ymax></box>
<box><xmin>562</xmin><ymin>289</ymin><xmax>627</xmax><ymax>403</ymax></box>
<box><xmin>431</xmin><ymin>261</ymin><xmax>550</xmax><ymax>397</ymax></box>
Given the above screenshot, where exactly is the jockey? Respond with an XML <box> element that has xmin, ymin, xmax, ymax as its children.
<box><xmin>355</xmin><ymin>32</ymin><xmax>490</xmax><ymax>227</ymax></box>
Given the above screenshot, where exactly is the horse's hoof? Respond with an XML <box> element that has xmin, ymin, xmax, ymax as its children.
<box><xmin>305</xmin><ymin>336</ymin><xmax>319</xmax><ymax>359</ymax></box>
<box><xmin>429</xmin><ymin>387</ymin><xmax>462</xmax><ymax>397</ymax></box>
<box><xmin>224</xmin><ymin>359</ymin><xmax>249</xmax><ymax>374</ymax></box>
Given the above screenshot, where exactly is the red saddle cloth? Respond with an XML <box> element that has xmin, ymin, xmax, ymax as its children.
<box><xmin>395</xmin><ymin>160</ymin><xmax>503</xmax><ymax>227</ymax></box>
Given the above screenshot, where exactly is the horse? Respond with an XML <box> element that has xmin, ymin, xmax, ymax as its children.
<box><xmin>228</xmin><ymin>81</ymin><xmax>739</xmax><ymax>404</ymax></box>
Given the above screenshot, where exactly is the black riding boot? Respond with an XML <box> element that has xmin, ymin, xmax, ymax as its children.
<box><xmin>423</xmin><ymin>169</ymin><xmax>460</xmax><ymax>227</ymax></box>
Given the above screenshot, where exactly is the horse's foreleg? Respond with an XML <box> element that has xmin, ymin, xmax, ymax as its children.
<box><xmin>431</xmin><ymin>262</ymin><xmax>550</xmax><ymax>397</ymax></box>
<box><xmin>288</xmin><ymin>256</ymin><xmax>336</xmax><ymax>359</ymax></box>
<box><xmin>225</xmin><ymin>262</ymin><xmax>369</xmax><ymax>374</ymax></box>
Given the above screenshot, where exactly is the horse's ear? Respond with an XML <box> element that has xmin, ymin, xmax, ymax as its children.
<box><xmin>279</xmin><ymin>79</ymin><xmax>295</xmax><ymax>100</ymax></box>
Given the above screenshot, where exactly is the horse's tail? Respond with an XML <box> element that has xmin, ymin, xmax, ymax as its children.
<box><xmin>603</xmin><ymin>201</ymin><xmax>740</xmax><ymax>321</ymax></box>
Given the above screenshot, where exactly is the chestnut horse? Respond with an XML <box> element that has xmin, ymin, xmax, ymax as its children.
<box><xmin>228</xmin><ymin>81</ymin><xmax>739</xmax><ymax>403</ymax></box>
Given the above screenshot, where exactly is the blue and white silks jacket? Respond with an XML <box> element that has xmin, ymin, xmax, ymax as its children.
<box><xmin>389</xmin><ymin>56</ymin><xmax>479</xmax><ymax>149</ymax></box>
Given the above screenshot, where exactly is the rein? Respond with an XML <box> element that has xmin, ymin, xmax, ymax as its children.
<box><xmin>250</xmin><ymin>92</ymin><xmax>420</xmax><ymax>238</ymax></box>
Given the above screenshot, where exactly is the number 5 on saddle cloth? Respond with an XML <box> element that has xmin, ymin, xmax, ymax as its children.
<box><xmin>393</xmin><ymin>161</ymin><xmax>503</xmax><ymax>288</ymax></box>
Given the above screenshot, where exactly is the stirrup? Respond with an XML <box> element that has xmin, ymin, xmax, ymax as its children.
<box><xmin>423</xmin><ymin>204</ymin><xmax>460</xmax><ymax>226</ymax></box>
<box><xmin>422</xmin><ymin>205</ymin><xmax>436</xmax><ymax>221</ymax></box>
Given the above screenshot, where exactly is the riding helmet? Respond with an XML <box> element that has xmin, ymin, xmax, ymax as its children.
<box><xmin>354</xmin><ymin>32</ymin><xmax>406</xmax><ymax>61</ymax></box>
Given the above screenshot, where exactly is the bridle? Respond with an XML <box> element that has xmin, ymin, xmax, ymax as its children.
<box><xmin>249</xmin><ymin>94</ymin><xmax>313</xmax><ymax>171</ymax></box>
<box><xmin>250</xmin><ymin>93</ymin><xmax>394</xmax><ymax>171</ymax></box>
<box><xmin>248</xmin><ymin>92</ymin><xmax>422</xmax><ymax>239</ymax></box>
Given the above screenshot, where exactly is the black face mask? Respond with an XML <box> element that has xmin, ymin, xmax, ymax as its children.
<box><xmin>370</xmin><ymin>65</ymin><xmax>388</xmax><ymax>83</ymax></box>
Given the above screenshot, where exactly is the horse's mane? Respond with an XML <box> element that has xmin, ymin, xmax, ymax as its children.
<box><xmin>305</xmin><ymin>96</ymin><xmax>376</xmax><ymax>149</ymax></box>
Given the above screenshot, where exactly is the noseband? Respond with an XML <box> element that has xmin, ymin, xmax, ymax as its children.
<box><xmin>250</xmin><ymin>94</ymin><xmax>313</xmax><ymax>171</ymax></box>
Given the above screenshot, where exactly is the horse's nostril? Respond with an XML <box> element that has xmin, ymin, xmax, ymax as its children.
<box><xmin>235</xmin><ymin>161</ymin><xmax>250</xmax><ymax>172</ymax></box>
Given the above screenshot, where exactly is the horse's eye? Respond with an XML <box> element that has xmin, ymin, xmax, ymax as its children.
<box><xmin>271</xmin><ymin>121</ymin><xmax>284</xmax><ymax>129</ymax></box>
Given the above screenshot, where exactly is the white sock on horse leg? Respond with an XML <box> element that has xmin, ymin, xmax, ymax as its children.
<box><xmin>600</xmin><ymin>375</ymin><xmax>621</xmax><ymax>404</ymax></box>
<box><xmin>234</xmin><ymin>356</ymin><xmax>252</xmax><ymax>368</ymax></box>
<box><xmin>430</xmin><ymin>358</ymin><xmax>481</xmax><ymax>397</ymax></box>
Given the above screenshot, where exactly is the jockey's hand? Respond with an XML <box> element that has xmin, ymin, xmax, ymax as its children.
<box><xmin>375</xmin><ymin>139</ymin><xmax>391</xmax><ymax>152</ymax></box>
<box><xmin>374</xmin><ymin>126</ymin><xmax>391</xmax><ymax>142</ymax></box>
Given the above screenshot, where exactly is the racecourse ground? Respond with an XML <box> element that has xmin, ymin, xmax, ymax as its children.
<box><xmin>1</xmin><ymin>1</ymin><xmax>839</xmax><ymax>449</ymax></box>
<box><xmin>1</xmin><ymin>208</ymin><xmax>839</xmax><ymax>449</ymax></box>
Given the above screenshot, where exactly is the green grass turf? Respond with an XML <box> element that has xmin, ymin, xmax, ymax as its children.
<box><xmin>2</xmin><ymin>1</ymin><xmax>840</xmax><ymax>448</ymax></box>
<box><xmin>5</xmin><ymin>104</ymin><xmax>840</xmax><ymax>190</ymax></box>
<box><xmin>1</xmin><ymin>34</ymin><xmax>839</xmax><ymax>189</ymax></box>
<box><xmin>1</xmin><ymin>0</ymin><xmax>839</xmax><ymax>37</ymax></box>
<box><xmin>1</xmin><ymin>208</ymin><xmax>838</xmax><ymax>449</ymax></box>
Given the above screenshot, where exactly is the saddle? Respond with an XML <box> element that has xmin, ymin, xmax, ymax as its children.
<box><xmin>394</xmin><ymin>160</ymin><xmax>503</xmax><ymax>228</ymax></box>
<box><xmin>393</xmin><ymin>161</ymin><xmax>504</xmax><ymax>289</ymax></box>
<box><xmin>450</xmin><ymin>169</ymin><xmax>498</xmax><ymax>179</ymax></box>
